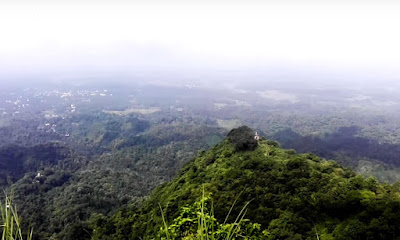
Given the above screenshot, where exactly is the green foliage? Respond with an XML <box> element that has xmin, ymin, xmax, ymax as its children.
<box><xmin>93</xmin><ymin>129</ymin><xmax>400</xmax><ymax>239</ymax></box>
<box><xmin>156</xmin><ymin>193</ymin><xmax>267</xmax><ymax>240</ymax></box>
<box><xmin>7</xmin><ymin>85</ymin><xmax>400</xmax><ymax>239</ymax></box>
<box><xmin>227</xmin><ymin>126</ymin><xmax>257</xmax><ymax>151</ymax></box>
<box><xmin>0</xmin><ymin>194</ymin><xmax>33</xmax><ymax>240</ymax></box>
<box><xmin>0</xmin><ymin>112</ymin><xmax>225</xmax><ymax>239</ymax></box>
<box><xmin>5</xmin><ymin>102</ymin><xmax>400</xmax><ymax>240</ymax></box>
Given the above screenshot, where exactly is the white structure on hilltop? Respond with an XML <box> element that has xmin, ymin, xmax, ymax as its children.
<box><xmin>254</xmin><ymin>132</ymin><xmax>260</xmax><ymax>140</ymax></box>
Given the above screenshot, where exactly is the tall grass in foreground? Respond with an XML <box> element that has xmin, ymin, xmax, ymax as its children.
<box><xmin>0</xmin><ymin>195</ymin><xmax>33</xmax><ymax>240</ymax></box>
<box><xmin>158</xmin><ymin>190</ymin><xmax>264</xmax><ymax>240</ymax></box>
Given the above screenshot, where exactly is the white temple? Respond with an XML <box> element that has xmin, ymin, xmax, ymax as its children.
<box><xmin>254</xmin><ymin>132</ymin><xmax>260</xmax><ymax>140</ymax></box>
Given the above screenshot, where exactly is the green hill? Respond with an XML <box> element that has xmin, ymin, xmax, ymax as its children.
<box><xmin>91</xmin><ymin>126</ymin><xmax>400</xmax><ymax>239</ymax></box>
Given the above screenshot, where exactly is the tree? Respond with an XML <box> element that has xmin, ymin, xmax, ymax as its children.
<box><xmin>227</xmin><ymin>126</ymin><xmax>258</xmax><ymax>151</ymax></box>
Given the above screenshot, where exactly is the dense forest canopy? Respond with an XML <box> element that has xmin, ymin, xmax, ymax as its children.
<box><xmin>2</xmin><ymin>84</ymin><xmax>400</xmax><ymax>239</ymax></box>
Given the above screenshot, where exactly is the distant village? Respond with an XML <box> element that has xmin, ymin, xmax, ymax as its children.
<box><xmin>0</xmin><ymin>88</ymin><xmax>113</xmax><ymax>117</ymax></box>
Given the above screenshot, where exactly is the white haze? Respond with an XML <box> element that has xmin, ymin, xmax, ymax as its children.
<box><xmin>0</xmin><ymin>1</ymin><xmax>400</xmax><ymax>85</ymax></box>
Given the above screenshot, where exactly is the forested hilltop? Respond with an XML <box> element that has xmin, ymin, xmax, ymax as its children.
<box><xmin>90</xmin><ymin>126</ymin><xmax>400</xmax><ymax>239</ymax></box>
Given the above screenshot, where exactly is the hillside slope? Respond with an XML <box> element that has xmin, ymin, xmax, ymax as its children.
<box><xmin>92</xmin><ymin>126</ymin><xmax>400</xmax><ymax>239</ymax></box>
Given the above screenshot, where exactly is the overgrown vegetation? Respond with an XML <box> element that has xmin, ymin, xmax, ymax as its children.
<box><xmin>156</xmin><ymin>191</ymin><xmax>266</xmax><ymax>240</ymax></box>
<box><xmin>92</xmin><ymin>127</ymin><xmax>400</xmax><ymax>239</ymax></box>
<box><xmin>1</xmin><ymin>195</ymin><xmax>32</xmax><ymax>240</ymax></box>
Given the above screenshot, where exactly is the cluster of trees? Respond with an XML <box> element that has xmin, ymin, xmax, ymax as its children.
<box><xmin>271</xmin><ymin>126</ymin><xmax>400</xmax><ymax>181</ymax></box>
<box><xmin>227</xmin><ymin>126</ymin><xmax>258</xmax><ymax>151</ymax></box>
<box><xmin>0</xmin><ymin>143</ymin><xmax>81</xmax><ymax>187</ymax></box>
<box><xmin>208</xmin><ymin>106</ymin><xmax>400</xmax><ymax>182</ymax></box>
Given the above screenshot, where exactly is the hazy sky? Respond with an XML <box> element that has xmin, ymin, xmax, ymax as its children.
<box><xmin>1</xmin><ymin>1</ymin><xmax>400</xmax><ymax>82</ymax></box>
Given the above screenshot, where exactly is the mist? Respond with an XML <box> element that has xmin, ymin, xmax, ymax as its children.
<box><xmin>1</xmin><ymin>1</ymin><xmax>400</xmax><ymax>90</ymax></box>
